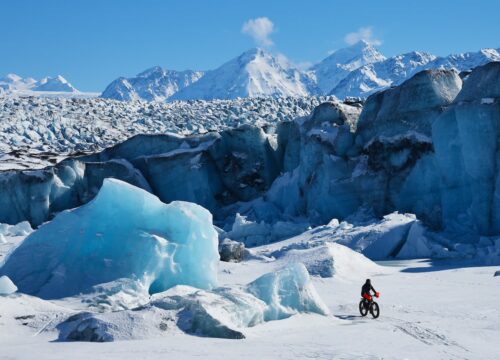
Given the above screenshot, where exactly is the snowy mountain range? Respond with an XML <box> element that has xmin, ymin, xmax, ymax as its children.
<box><xmin>100</xmin><ymin>42</ymin><xmax>499</xmax><ymax>102</ymax></box>
<box><xmin>101</xmin><ymin>67</ymin><xmax>204</xmax><ymax>101</ymax></box>
<box><xmin>4</xmin><ymin>43</ymin><xmax>497</xmax><ymax>102</ymax></box>
<box><xmin>0</xmin><ymin>74</ymin><xmax>79</xmax><ymax>94</ymax></box>
<box><xmin>330</xmin><ymin>48</ymin><xmax>500</xmax><ymax>98</ymax></box>
<box><xmin>330</xmin><ymin>51</ymin><xmax>438</xmax><ymax>99</ymax></box>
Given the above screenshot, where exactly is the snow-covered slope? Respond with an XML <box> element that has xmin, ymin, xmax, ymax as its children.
<box><xmin>311</xmin><ymin>40</ymin><xmax>386</xmax><ymax>94</ymax></box>
<box><xmin>330</xmin><ymin>48</ymin><xmax>499</xmax><ymax>99</ymax></box>
<box><xmin>101</xmin><ymin>67</ymin><xmax>204</xmax><ymax>101</ymax></box>
<box><xmin>0</xmin><ymin>73</ymin><xmax>38</xmax><ymax>92</ymax></box>
<box><xmin>330</xmin><ymin>51</ymin><xmax>437</xmax><ymax>99</ymax></box>
<box><xmin>0</xmin><ymin>73</ymin><xmax>79</xmax><ymax>94</ymax></box>
<box><xmin>428</xmin><ymin>48</ymin><xmax>500</xmax><ymax>72</ymax></box>
<box><xmin>33</xmin><ymin>75</ymin><xmax>78</xmax><ymax>92</ymax></box>
<box><xmin>170</xmin><ymin>48</ymin><xmax>320</xmax><ymax>101</ymax></box>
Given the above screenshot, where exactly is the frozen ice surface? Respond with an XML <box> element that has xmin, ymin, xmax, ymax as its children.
<box><xmin>355</xmin><ymin>69</ymin><xmax>462</xmax><ymax>145</ymax></box>
<box><xmin>0</xmin><ymin>275</ymin><xmax>17</xmax><ymax>295</ymax></box>
<box><xmin>276</xmin><ymin>243</ymin><xmax>383</xmax><ymax>280</ymax></box>
<box><xmin>0</xmin><ymin>221</ymin><xmax>33</xmax><ymax>237</ymax></box>
<box><xmin>2</xmin><ymin>258</ymin><xmax>499</xmax><ymax>358</ymax></box>
<box><xmin>396</xmin><ymin>221</ymin><xmax>434</xmax><ymax>259</ymax></box>
<box><xmin>432</xmin><ymin>62</ymin><xmax>500</xmax><ymax>235</ymax></box>
<box><xmin>247</xmin><ymin>263</ymin><xmax>329</xmax><ymax>320</ymax></box>
<box><xmin>0</xmin><ymin>179</ymin><xmax>219</xmax><ymax>299</ymax></box>
<box><xmin>333</xmin><ymin>213</ymin><xmax>416</xmax><ymax>260</ymax></box>
<box><xmin>152</xmin><ymin>285</ymin><xmax>266</xmax><ymax>339</ymax></box>
<box><xmin>57</xmin><ymin>264</ymin><xmax>329</xmax><ymax>341</ymax></box>
<box><xmin>0</xmin><ymin>95</ymin><xmax>333</xmax><ymax>170</ymax></box>
<box><xmin>224</xmin><ymin>213</ymin><xmax>309</xmax><ymax>247</ymax></box>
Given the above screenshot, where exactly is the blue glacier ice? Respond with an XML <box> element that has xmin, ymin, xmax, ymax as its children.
<box><xmin>0</xmin><ymin>178</ymin><xmax>219</xmax><ymax>299</ymax></box>
<box><xmin>247</xmin><ymin>263</ymin><xmax>329</xmax><ymax>320</ymax></box>
<box><xmin>432</xmin><ymin>62</ymin><xmax>500</xmax><ymax>236</ymax></box>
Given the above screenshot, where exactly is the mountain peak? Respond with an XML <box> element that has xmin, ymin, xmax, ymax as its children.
<box><xmin>34</xmin><ymin>75</ymin><xmax>77</xmax><ymax>92</ymax></box>
<box><xmin>1</xmin><ymin>73</ymin><xmax>76</xmax><ymax>92</ymax></box>
<box><xmin>169</xmin><ymin>48</ymin><xmax>317</xmax><ymax>101</ymax></box>
<box><xmin>3</xmin><ymin>73</ymin><xmax>23</xmax><ymax>82</ymax></box>
<box><xmin>349</xmin><ymin>39</ymin><xmax>371</xmax><ymax>49</ymax></box>
<box><xmin>101</xmin><ymin>67</ymin><xmax>205</xmax><ymax>101</ymax></box>
<box><xmin>137</xmin><ymin>66</ymin><xmax>165</xmax><ymax>78</ymax></box>
<box><xmin>242</xmin><ymin>47</ymin><xmax>264</xmax><ymax>55</ymax></box>
<box><xmin>311</xmin><ymin>41</ymin><xmax>386</xmax><ymax>93</ymax></box>
<box><xmin>237</xmin><ymin>47</ymin><xmax>271</xmax><ymax>63</ymax></box>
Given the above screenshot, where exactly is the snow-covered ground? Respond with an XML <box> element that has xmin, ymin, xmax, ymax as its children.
<box><xmin>1</xmin><ymin>241</ymin><xmax>499</xmax><ymax>359</ymax></box>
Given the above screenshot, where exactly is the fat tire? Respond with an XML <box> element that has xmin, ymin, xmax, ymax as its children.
<box><xmin>359</xmin><ymin>300</ymin><xmax>368</xmax><ymax>316</ymax></box>
<box><xmin>370</xmin><ymin>301</ymin><xmax>380</xmax><ymax>319</ymax></box>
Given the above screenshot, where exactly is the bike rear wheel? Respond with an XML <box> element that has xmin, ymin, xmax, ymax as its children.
<box><xmin>370</xmin><ymin>301</ymin><xmax>380</xmax><ymax>318</ymax></box>
<box><xmin>359</xmin><ymin>300</ymin><xmax>368</xmax><ymax>316</ymax></box>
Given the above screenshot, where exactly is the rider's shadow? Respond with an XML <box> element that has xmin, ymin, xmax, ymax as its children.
<box><xmin>335</xmin><ymin>314</ymin><xmax>367</xmax><ymax>321</ymax></box>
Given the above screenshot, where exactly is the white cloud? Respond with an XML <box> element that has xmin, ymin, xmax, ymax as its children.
<box><xmin>344</xmin><ymin>26</ymin><xmax>382</xmax><ymax>46</ymax></box>
<box><xmin>242</xmin><ymin>17</ymin><xmax>275</xmax><ymax>47</ymax></box>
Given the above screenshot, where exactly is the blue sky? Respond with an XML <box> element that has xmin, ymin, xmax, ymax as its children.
<box><xmin>1</xmin><ymin>0</ymin><xmax>498</xmax><ymax>91</ymax></box>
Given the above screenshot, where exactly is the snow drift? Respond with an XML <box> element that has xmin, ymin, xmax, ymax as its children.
<box><xmin>0</xmin><ymin>275</ymin><xmax>17</xmax><ymax>295</ymax></box>
<box><xmin>275</xmin><ymin>242</ymin><xmax>384</xmax><ymax>279</ymax></box>
<box><xmin>57</xmin><ymin>263</ymin><xmax>329</xmax><ymax>341</ymax></box>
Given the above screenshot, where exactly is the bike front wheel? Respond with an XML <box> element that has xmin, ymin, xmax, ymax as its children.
<box><xmin>359</xmin><ymin>300</ymin><xmax>368</xmax><ymax>316</ymax></box>
<box><xmin>370</xmin><ymin>301</ymin><xmax>380</xmax><ymax>318</ymax></box>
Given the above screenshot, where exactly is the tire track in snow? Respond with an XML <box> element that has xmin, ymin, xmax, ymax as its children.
<box><xmin>384</xmin><ymin>316</ymin><xmax>469</xmax><ymax>351</ymax></box>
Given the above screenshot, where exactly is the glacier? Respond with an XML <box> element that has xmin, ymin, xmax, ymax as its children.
<box><xmin>0</xmin><ymin>62</ymin><xmax>499</xmax><ymax>259</ymax></box>
<box><xmin>0</xmin><ymin>178</ymin><xmax>220</xmax><ymax>299</ymax></box>
<box><xmin>0</xmin><ymin>95</ymin><xmax>332</xmax><ymax>169</ymax></box>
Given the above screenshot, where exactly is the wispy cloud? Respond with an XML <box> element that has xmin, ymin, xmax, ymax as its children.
<box><xmin>275</xmin><ymin>53</ymin><xmax>312</xmax><ymax>71</ymax></box>
<box><xmin>242</xmin><ymin>17</ymin><xmax>275</xmax><ymax>47</ymax></box>
<box><xmin>344</xmin><ymin>26</ymin><xmax>382</xmax><ymax>46</ymax></box>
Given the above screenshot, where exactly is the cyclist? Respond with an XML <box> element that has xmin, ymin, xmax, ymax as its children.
<box><xmin>361</xmin><ymin>279</ymin><xmax>378</xmax><ymax>301</ymax></box>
